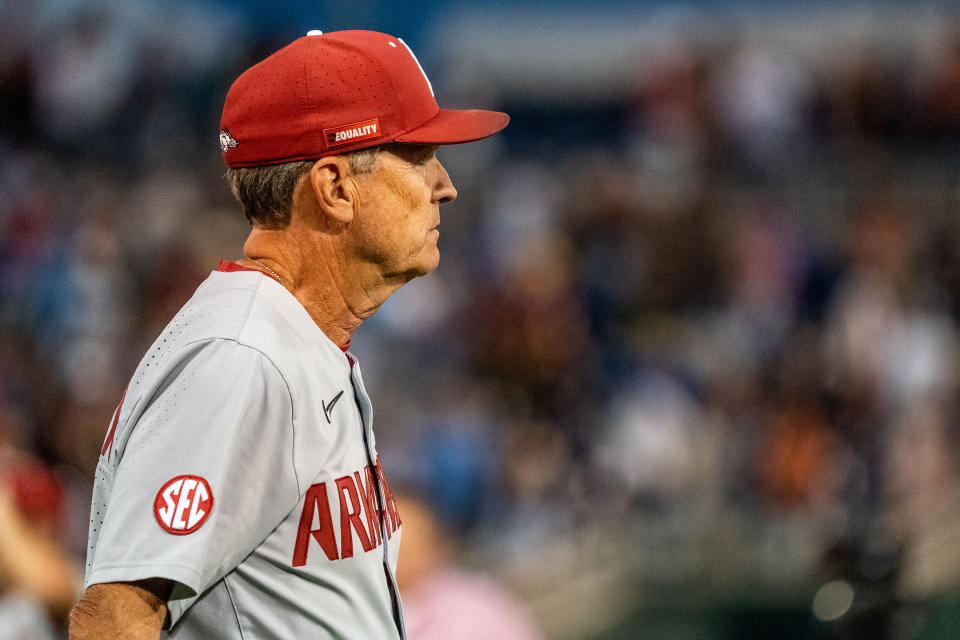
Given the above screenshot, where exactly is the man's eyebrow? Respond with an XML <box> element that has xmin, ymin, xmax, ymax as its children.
<box><xmin>410</xmin><ymin>145</ymin><xmax>438</xmax><ymax>162</ymax></box>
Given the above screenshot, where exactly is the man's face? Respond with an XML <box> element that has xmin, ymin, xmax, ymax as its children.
<box><xmin>350</xmin><ymin>144</ymin><xmax>457</xmax><ymax>281</ymax></box>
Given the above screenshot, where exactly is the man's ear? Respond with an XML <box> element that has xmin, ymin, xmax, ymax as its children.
<box><xmin>307</xmin><ymin>156</ymin><xmax>357</xmax><ymax>224</ymax></box>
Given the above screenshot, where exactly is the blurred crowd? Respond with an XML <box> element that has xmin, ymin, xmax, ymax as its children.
<box><xmin>3</xmin><ymin>2</ymin><xmax>960</xmax><ymax>639</ymax></box>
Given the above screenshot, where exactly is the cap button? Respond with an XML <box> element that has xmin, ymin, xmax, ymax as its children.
<box><xmin>306</xmin><ymin>30</ymin><xmax>323</xmax><ymax>36</ymax></box>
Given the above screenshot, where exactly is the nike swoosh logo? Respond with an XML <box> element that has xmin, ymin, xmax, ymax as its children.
<box><xmin>322</xmin><ymin>390</ymin><xmax>344</xmax><ymax>424</ymax></box>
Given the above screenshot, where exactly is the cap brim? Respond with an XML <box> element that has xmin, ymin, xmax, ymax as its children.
<box><xmin>394</xmin><ymin>108</ymin><xmax>509</xmax><ymax>145</ymax></box>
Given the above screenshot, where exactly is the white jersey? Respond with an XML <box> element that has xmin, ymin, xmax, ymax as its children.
<box><xmin>84</xmin><ymin>264</ymin><xmax>405</xmax><ymax>639</ymax></box>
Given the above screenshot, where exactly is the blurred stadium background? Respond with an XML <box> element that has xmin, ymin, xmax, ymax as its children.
<box><xmin>3</xmin><ymin>0</ymin><xmax>960</xmax><ymax>638</ymax></box>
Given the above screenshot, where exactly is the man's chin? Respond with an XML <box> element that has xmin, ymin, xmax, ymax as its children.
<box><xmin>392</xmin><ymin>256</ymin><xmax>439</xmax><ymax>283</ymax></box>
<box><xmin>409</xmin><ymin>259</ymin><xmax>439</xmax><ymax>280</ymax></box>
<box><xmin>416</xmin><ymin>248</ymin><xmax>441</xmax><ymax>275</ymax></box>
<box><xmin>426</xmin><ymin>251</ymin><xmax>440</xmax><ymax>273</ymax></box>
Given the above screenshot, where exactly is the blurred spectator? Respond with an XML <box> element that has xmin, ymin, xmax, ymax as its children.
<box><xmin>823</xmin><ymin>199</ymin><xmax>957</xmax><ymax>407</ymax></box>
<box><xmin>885</xmin><ymin>400</ymin><xmax>960</xmax><ymax>602</ymax></box>
<box><xmin>0</xmin><ymin>405</ymin><xmax>78</xmax><ymax>638</ymax></box>
<box><xmin>31</xmin><ymin>5</ymin><xmax>143</xmax><ymax>147</ymax></box>
<box><xmin>396</xmin><ymin>491</ymin><xmax>544</xmax><ymax>640</ymax></box>
<box><xmin>713</xmin><ymin>43</ymin><xmax>814</xmax><ymax>170</ymax></box>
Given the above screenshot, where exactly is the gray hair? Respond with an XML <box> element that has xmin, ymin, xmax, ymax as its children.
<box><xmin>225</xmin><ymin>146</ymin><xmax>381</xmax><ymax>227</ymax></box>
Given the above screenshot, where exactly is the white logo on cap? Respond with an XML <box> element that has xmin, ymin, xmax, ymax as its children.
<box><xmin>397</xmin><ymin>38</ymin><xmax>434</xmax><ymax>97</ymax></box>
<box><xmin>219</xmin><ymin>130</ymin><xmax>239</xmax><ymax>153</ymax></box>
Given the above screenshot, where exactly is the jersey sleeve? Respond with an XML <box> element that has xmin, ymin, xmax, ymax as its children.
<box><xmin>85</xmin><ymin>338</ymin><xmax>299</xmax><ymax>626</ymax></box>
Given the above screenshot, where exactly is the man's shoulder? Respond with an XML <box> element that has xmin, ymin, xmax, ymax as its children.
<box><xmin>133</xmin><ymin>270</ymin><xmax>348</xmax><ymax>400</ymax></box>
<box><xmin>194</xmin><ymin>271</ymin><xmax>351</xmax><ymax>384</ymax></box>
<box><xmin>113</xmin><ymin>273</ymin><xmax>272</xmax><ymax>408</ymax></box>
<box><xmin>162</xmin><ymin>269</ymin><xmax>314</xmax><ymax>348</ymax></box>
<box><xmin>169</xmin><ymin>270</ymin><xmax>262</xmax><ymax>342</ymax></box>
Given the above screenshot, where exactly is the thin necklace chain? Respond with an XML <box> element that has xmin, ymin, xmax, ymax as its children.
<box><xmin>252</xmin><ymin>259</ymin><xmax>285</xmax><ymax>289</ymax></box>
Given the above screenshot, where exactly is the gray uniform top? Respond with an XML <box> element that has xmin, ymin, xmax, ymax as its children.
<box><xmin>84</xmin><ymin>265</ymin><xmax>405</xmax><ymax>639</ymax></box>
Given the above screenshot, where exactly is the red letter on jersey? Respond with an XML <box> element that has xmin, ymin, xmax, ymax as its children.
<box><xmin>375</xmin><ymin>457</ymin><xmax>402</xmax><ymax>534</ymax></box>
<box><xmin>100</xmin><ymin>385</ymin><xmax>129</xmax><ymax>461</ymax></box>
<box><xmin>293</xmin><ymin>482</ymin><xmax>339</xmax><ymax>565</ymax></box>
<box><xmin>355</xmin><ymin>468</ymin><xmax>382</xmax><ymax>547</ymax></box>
<box><xmin>336</xmin><ymin>475</ymin><xmax>374</xmax><ymax>558</ymax></box>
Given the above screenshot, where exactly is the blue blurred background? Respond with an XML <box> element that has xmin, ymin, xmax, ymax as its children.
<box><xmin>3</xmin><ymin>1</ymin><xmax>960</xmax><ymax>638</ymax></box>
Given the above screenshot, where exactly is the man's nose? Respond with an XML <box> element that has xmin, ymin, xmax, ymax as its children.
<box><xmin>433</xmin><ymin>160</ymin><xmax>458</xmax><ymax>205</ymax></box>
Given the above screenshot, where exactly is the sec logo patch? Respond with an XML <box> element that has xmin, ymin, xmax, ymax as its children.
<box><xmin>154</xmin><ymin>475</ymin><xmax>214</xmax><ymax>535</ymax></box>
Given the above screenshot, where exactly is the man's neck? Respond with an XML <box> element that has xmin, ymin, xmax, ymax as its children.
<box><xmin>294</xmin><ymin>265</ymin><xmax>401</xmax><ymax>347</ymax></box>
<box><xmin>241</xmin><ymin>230</ymin><xmax>404</xmax><ymax>348</ymax></box>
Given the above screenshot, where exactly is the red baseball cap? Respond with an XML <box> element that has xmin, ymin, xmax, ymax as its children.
<box><xmin>220</xmin><ymin>30</ymin><xmax>509</xmax><ymax>167</ymax></box>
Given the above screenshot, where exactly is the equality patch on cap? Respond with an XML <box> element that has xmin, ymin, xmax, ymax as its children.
<box><xmin>324</xmin><ymin>118</ymin><xmax>381</xmax><ymax>148</ymax></box>
<box><xmin>154</xmin><ymin>475</ymin><xmax>214</xmax><ymax>535</ymax></box>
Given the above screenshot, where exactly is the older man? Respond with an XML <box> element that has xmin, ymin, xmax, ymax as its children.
<box><xmin>69</xmin><ymin>30</ymin><xmax>508</xmax><ymax>639</ymax></box>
